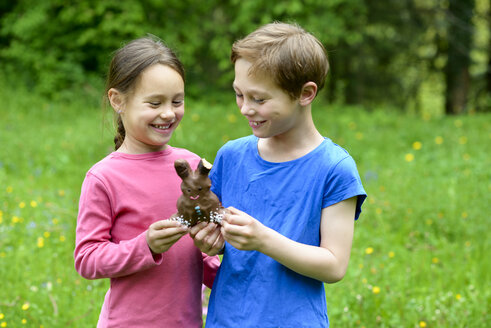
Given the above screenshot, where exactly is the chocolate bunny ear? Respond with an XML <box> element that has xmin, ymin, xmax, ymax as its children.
<box><xmin>174</xmin><ymin>159</ymin><xmax>191</xmax><ymax>179</ymax></box>
<box><xmin>198</xmin><ymin>158</ymin><xmax>212</xmax><ymax>176</ymax></box>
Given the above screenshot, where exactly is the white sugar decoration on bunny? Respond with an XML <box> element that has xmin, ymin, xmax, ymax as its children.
<box><xmin>170</xmin><ymin>158</ymin><xmax>225</xmax><ymax>227</ymax></box>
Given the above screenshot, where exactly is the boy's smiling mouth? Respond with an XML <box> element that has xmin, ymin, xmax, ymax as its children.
<box><xmin>249</xmin><ymin>120</ymin><xmax>266</xmax><ymax>128</ymax></box>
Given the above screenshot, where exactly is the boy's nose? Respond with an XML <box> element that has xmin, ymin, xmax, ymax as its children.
<box><xmin>240</xmin><ymin>102</ymin><xmax>256</xmax><ymax>116</ymax></box>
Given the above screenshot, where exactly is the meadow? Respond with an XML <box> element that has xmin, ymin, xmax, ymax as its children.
<box><xmin>0</xmin><ymin>84</ymin><xmax>489</xmax><ymax>327</ymax></box>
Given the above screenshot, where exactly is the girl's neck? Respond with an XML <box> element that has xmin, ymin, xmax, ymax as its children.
<box><xmin>117</xmin><ymin>140</ymin><xmax>169</xmax><ymax>154</ymax></box>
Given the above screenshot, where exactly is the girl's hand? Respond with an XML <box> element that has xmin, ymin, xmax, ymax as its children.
<box><xmin>146</xmin><ymin>220</ymin><xmax>188</xmax><ymax>254</ymax></box>
<box><xmin>221</xmin><ymin>206</ymin><xmax>268</xmax><ymax>251</ymax></box>
<box><xmin>189</xmin><ymin>222</ymin><xmax>224</xmax><ymax>256</ymax></box>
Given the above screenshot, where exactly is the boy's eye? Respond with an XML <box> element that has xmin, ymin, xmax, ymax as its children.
<box><xmin>254</xmin><ymin>98</ymin><xmax>265</xmax><ymax>104</ymax></box>
<box><xmin>149</xmin><ymin>102</ymin><xmax>160</xmax><ymax>107</ymax></box>
<box><xmin>235</xmin><ymin>93</ymin><xmax>243</xmax><ymax>98</ymax></box>
<box><xmin>172</xmin><ymin>100</ymin><xmax>184</xmax><ymax>106</ymax></box>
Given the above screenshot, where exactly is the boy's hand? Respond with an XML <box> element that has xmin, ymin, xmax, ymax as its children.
<box><xmin>189</xmin><ymin>222</ymin><xmax>224</xmax><ymax>256</ymax></box>
<box><xmin>221</xmin><ymin>206</ymin><xmax>267</xmax><ymax>251</ymax></box>
<box><xmin>146</xmin><ymin>220</ymin><xmax>188</xmax><ymax>254</ymax></box>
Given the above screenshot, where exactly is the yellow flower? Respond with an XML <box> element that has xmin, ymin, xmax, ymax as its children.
<box><xmin>0</xmin><ymin>314</ymin><xmax>3</xmax><ymax>320</ymax></box>
<box><xmin>21</xmin><ymin>303</ymin><xmax>29</xmax><ymax>311</ymax></box>
<box><xmin>52</xmin><ymin>218</ymin><xmax>59</xmax><ymax>225</ymax></box>
<box><xmin>0</xmin><ymin>217</ymin><xmax>2</xmax><ymax>225</ymax></box>
<box><xmin>227</xmin><ymin>114</ymin><xmax>238</xmax><ymax>123</ymax></box>
<box><xmin>6</xmin><ymin>186</ymin><xmax>13</xmax><ymax>193</ymax></box>
<box><xmin>458</xmin><ymin>136</ymin><xmax>467</xmax><ymax>144</ymax></box>
<box><xmin>43</xmin><ymin>231</ymin><xmax>51</xmax><ymax>238</ymax></box>
<box><xmin>372</xmin><ymin>286</ymin><xmax>381</xmax><ymax>294</ymax></box>
<box><xmin>358</xmin><ymin>263</ymin><xmax>364</xmax><ymax>269</ymax></box>
<box><xmin>191</xmin><ymin>113</ymin><xmax>200</xmax><ymax>122</ymax></box>
<box><xmin>455</xmin><ymin>293</ymin><xmax>462</xmax><ymax>300</ymax></box>
<box><xmin>362</xmin><ymin>278</ymin><xmax>368</xmax><ymax>284</ymax></box>
<box><xmin>435</xmin><ymin>136</ymin><xmax>444</xmax><ymax>145</ymax></box>
<box><xmin>454</xmin><ymin>119</ymin><xmax>463</xmax><ymax>128</ymax></box>
<box><xmin>355</xmin><ymin>132</ymin><xmax>364</xmax><ymax>140</ymax></box>
<box><xmin>461</xmin><ymin>212</ymin><xmax>468</xmax><ymax>219</ymax></box>
<box><xmin>465</xmin><ymin>241</ymin><xmax>471</xmax><ymax>247</ymax></box>
<box><xmin>388</xmin><ymin>251</ymin><xmax>395</xmax><ymax>258</ymax></box>
<box><xmin>419</xmin><ymin>321</ymin><xmax>427</xmax><ymax>328</ymax></box>
<box><xmin>30</xmin><ymin>200</ymin><xmax>38</xmax><ymax>208</ymax></box>
<box><xmin>21</xmin><ymin>319</ymin><xmax>27</xmax><ymax>324</ymax></box>
<box><xmin>58</xmin><ymin>189</ymin><xmax>65</xmax><ymax>197</ymax></box>
<box><xmin>432</xmin><ymin>257</ymin><xmax>439</xmax><ymax>264</ymax></box>
<box><xmin>365</xmin><ymin>247</ymin><xmax>374</xmax><ymax>255</ymax></box>
<box><xmin>19</xmin><ymin>202</ymin><xmax>26</xmax><ymax>209</ymax></box>
<box><xmin>37</xmin><ymin>237</ymin><xmax>45</xmax><ymax>248</ymax></box>
<box><xmin>348</xmin><ymin>122</ymin><xmax>357</xmax><ymax>130</ymax></box>
<box><xmin>463</xmin><ymin>153</ymin><xmax>470</xmax><ymax>161</ymax></box>
<box><xmin>1</xmin><ymin>321</ymin><xmax>6</xmax><ymax>327</ymax></box>
<box><xmin>11</xmin><ymin>216</ymin><xmax>20</xmax><ymax>224</ymax></box>
<box><xmin>59</xmin><ymin>235</ymin><xmax>66</xmax><ymax>242</ymax></box>
<box><xmin>405</xmin><ymin>153</ymin><xmax>414</xmax><ymax>162</ymax></box>
<box><xmin>412</xmin><ymin>141</ymin><xmax>422</xmax><ymax>150</ymax></box>
<box><xmin>0</xmin><ymin>210</ymin><xmax>3</xmax><ymax>217</ymax></box>
<box><xmin>375</xmin><ymin>208</ymin><xmax>382</xmax><ymax>215</ymax></box>
<box><xmin>426</xmin><ymin>219</ymin><xmax>433</xmax><ymax>225</ymax></box>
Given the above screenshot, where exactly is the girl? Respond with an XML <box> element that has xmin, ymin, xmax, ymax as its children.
<box><xmin>74</xmin><ymin>36</ymin><xmax>219</xmax><ymax>328</ymax></box>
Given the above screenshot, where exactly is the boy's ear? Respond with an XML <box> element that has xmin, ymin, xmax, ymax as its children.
<box><xmin>108</xmin><ymin>88</ymin><xmax>124</xmax><ymax>113</ymax></box>
<box><xmin>299</xmin><ymin>82</ymin><xmax>318</xmax><ymax>106</ymax></box>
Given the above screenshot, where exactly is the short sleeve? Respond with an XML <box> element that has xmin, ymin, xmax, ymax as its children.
<box><xmin>323</xmin><ymin>156</ymin><xmax>367</xmax><ymax>220</ymax></box>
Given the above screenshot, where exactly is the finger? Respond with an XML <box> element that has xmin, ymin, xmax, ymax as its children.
<box><xmin>189</xmin><ymin>222</ymin><xmax>208</xmax><ymax>238</ymax></box>
<box><xmin>193</xmin><ymin>223</ymin><xmax>218</xmax><ymax>241</ymax></box>
<box><xmin>152</xmin><ymin>226</ymin><xmax>188</xmax><ymax>241</ymax></box>
<box><xmin>151</xmin><ymin>219</ymin><xmax>185</xmax><ymax>230</ymax></box>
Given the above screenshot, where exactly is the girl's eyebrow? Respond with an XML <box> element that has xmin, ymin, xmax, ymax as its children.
<box><xmin>145</xmin><ymin>92</ymin><xmax>185</xmax><ymax>99</ymax></box>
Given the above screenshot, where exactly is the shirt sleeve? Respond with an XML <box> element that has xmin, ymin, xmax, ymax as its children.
<box><xmin>202</xmin><ymin>253</ymin><xmax>220</xmax><ymax>288</ymax></box>
<box><xmin>73</xmin><ymin>173</ymin><xmax>161</xmax><ymax>280</ymax></box>
<box><xmin>323</xmin><ymin>156</ymin><xmax>367</xmax><ymax>220</ymax></box>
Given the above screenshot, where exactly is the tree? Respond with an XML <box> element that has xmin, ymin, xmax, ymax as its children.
<box><xmin>444</xmin><ymin>0</ymin><xmax>475</xmax><ymax>114</ymax></box>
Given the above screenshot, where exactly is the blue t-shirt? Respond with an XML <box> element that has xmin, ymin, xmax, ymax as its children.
<box><xmin>206</xmin><ymin>135</ymin><xmax>366</xmax><ymax>328</ymax></box>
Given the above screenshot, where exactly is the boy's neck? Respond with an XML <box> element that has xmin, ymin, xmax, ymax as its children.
<box><xmin>257</xmin><ymin>116</ymin><xmax>324</xmax><ymax>163</ymax></box>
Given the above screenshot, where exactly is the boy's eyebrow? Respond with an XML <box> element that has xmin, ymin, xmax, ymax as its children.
<box><xmin>232</xmin><ymin>84</ymin><xmax>268</xmax><ymax>96</ymax></box>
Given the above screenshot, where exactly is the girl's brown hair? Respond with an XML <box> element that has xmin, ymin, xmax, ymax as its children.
<box><xmin>105</xmin><ymin>36</ymin><xmax>185</xmax><ymax>150</ymax></box>
<box><xmin>231</xmin><ymin>22</ymin><xmax>329</xmax><ymax>100</ymax></box>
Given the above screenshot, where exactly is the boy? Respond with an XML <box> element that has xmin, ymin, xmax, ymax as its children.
<box><xmin>191</xmin><ymin>22</ymin><xmax>367</xmax><ymax>327</ymax></box>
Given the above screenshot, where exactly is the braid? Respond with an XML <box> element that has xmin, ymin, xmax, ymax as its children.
<box><xmin>114</xmin><ymin>115</ymin><xmax>125</xmax><ymax>150</ymax></box>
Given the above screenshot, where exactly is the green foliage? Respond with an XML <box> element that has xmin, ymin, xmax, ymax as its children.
<box><xmin>0</xmin><ymin>79</ymin><xmax>489</xmax><ymax>327</ymax></box>
<box><xmin>2</xmin><ymin>0</ymin><xmax>488</xmax><ymax>111</ymax></box>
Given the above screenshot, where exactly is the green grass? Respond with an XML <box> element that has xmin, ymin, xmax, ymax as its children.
<box><xmin>0</xmin><ymin>85</ymin><xmax>489</xmax><ymax>327</ymax></box>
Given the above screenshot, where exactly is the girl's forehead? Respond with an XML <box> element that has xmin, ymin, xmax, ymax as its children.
<box><xmin>135</xmin><ymin>64</ymin><xmax>184</xmax><ymax>96</ymax></box>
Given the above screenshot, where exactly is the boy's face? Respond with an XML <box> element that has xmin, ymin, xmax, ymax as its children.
<box><xmin>233</xmin><ymin>59</ymin><xmax>303</xmax><ymax>140</ymax></box>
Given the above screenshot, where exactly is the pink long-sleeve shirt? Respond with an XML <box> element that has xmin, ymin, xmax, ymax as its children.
<box><xmin>74</xmin><ymin>148</ymin><xmax>220</xmax><ymax>328</ymax></box>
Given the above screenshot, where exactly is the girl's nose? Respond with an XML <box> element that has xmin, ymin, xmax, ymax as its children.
<box><xmin>160</xmin><ymin>106</ymin><xmax>175</xmax><ymax>120</ymax></box>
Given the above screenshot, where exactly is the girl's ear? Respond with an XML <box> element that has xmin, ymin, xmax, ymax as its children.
<box><xmin>108</xmin><ymin>88</ymin><xmax>124</xmax><ymax>113</ymax></box>
<box><xmin>299</xmin><ymin>82</ymin><xmax>318</xmax><ymax>106</ymax></box>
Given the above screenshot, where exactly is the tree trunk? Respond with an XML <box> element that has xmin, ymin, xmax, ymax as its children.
<box><xmin>444</xmin><ymin>0</ymin><xmax>475</xmax><ymax>115</ymax></box>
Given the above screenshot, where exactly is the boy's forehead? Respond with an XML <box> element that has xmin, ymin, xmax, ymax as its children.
<box><xmin>234</xmin><ymin>59</ymin><xmax>277</xmax><ymax>92</ymax></box>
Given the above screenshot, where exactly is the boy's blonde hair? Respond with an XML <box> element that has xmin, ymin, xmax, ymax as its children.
<box><xmin>231</xmin><ymin>22</ymin><xmax>329</xmax><ymax>100</ymax></box>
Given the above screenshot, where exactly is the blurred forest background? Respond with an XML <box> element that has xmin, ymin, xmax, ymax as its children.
<box><xmin>0</xmin><ymin>0</ymin><xmax>490</xmax><ymax>115</ymax></box>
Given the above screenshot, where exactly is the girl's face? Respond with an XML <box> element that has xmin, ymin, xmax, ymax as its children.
<box><xmin>115</xmin><ymin>64</ymin><xmax>185</xmax><ymax>154</ymax></box>
<box><xmin>233</xmin><ymin>58</ymin><xmax>302</xmax><ymax>140</ymax></box>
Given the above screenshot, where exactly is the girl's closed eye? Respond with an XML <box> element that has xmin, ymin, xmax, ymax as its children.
<box><xmin>172</xmin><ymin>99</ymin><xmax>184</xmax><ymax>106</ymax></box>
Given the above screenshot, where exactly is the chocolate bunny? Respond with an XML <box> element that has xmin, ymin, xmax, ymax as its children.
<box><xmin>170</xmin><ymin>158</ymin><xmax>225</xmax><ymax>227</ymax></box>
